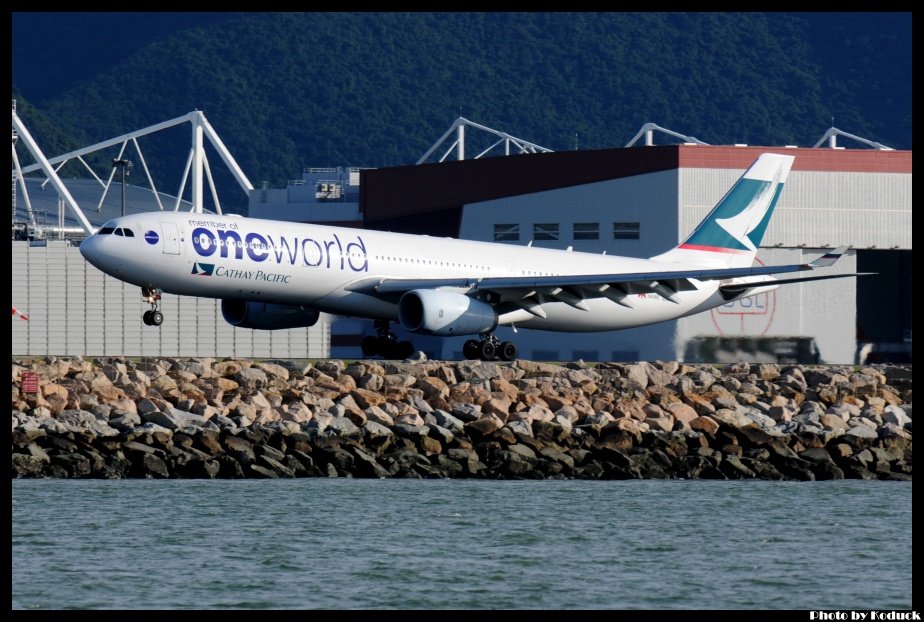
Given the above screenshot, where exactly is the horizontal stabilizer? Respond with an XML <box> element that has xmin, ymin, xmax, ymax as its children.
<box><xmin>806</xmin><ymin>246</ymin><xmax>849</xmax><ymax>268</ymax></box>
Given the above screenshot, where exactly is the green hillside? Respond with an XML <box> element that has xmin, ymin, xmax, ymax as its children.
<box><xmin>12</xmin><ymin>12</ymin><xmax>911</xmax><ymax>211</ymax></box>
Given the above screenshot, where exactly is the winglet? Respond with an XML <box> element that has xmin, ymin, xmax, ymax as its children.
<box><xmin>807</xmin><ymin>246</ymin><xmax>849</xmax><ymax>269</ymax></box>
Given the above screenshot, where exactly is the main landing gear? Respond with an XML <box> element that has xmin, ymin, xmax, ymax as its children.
<box><xmin>463</xmin><ymin>333</ymin><xmax>517</xmax><ymax>362</ymax></box>
<box><xmin>361</xmin><ymin>320</ymin><xmax>415</xmax><ymax>359</ymax></box>
<box><xmin>141</xmin><ymin>286</ymin><xmax>164</xmax><ymax>327</ymax></box>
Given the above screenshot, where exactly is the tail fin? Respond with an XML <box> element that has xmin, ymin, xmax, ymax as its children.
<box><xmin>651</xmin><ymin>152</ymin><xmax>794</xmax><ymax>268</ymax></box>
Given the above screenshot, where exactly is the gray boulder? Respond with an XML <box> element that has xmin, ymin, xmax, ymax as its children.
<box><xmin>326</xmin><ymin>416</ymin><xmax>362</xmax><ymax>438</ymax></box>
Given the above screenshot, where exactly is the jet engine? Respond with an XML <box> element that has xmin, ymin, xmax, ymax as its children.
<box><xmin>398</xmin><ymin>289</ymin><xmax>497</xmax><ymax>336</ymax></box>
<box><xmin>221</xmin><ymin>300</ymin><xmax>320</xmax><ymax>330</ymax></box>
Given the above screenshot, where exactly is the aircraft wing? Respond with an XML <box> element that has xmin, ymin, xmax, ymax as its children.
<box><xmin>348</xmin><ymin>246</ymin><xmax>860</xmax><ymax>313</ymax></box>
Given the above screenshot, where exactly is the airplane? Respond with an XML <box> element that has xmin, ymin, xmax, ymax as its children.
<box><xmin>79</xmin><ymin>152</ymin><xmax>864</xmax><ymax>361</ymax></box>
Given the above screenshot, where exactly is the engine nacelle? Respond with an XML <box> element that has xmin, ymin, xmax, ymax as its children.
<box><xmin>221</xmin><ymin>300</ymin><xmax>320</xmax><ymax>330</ymax></box>
<box><xmin>398</xmin><ymin>289</ymin><xmax>497</xmax><ymax>336</ymax></box>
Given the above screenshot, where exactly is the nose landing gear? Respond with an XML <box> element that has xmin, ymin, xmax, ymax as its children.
<box><xmin>463</xmin><ymin>333</ymin><xmax>517</xmax><ymax>361</ymax></box>
<box><xmin>141</xmin><ymin>286</ymin><xmax>163</xmax><ymax>326</ymax></box>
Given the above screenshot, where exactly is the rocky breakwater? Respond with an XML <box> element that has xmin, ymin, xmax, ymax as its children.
<box><xmin>11</xmin><ymin>357</ymin><xmax>912</xmax><ymax>481</ymax></box>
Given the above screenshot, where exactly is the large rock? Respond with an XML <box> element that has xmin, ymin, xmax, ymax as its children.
<box><xmin>141</xmin><ymin>409</ymin><xmax>203</xmax><ymax>431</ymax></box>
<box><xmin>819</xmin><ymin>414</ymin><xmax>848</xmax><ymax>432</ymax></box>
<box><xmin>447</xmin><ymin>447</ymin><xmax>487</xmax><ymax>475</ymax></box>
<box><xmin>736</xmin><ymin>425</ymin><xmax>778</xmax><ymax>446</ymax></box>
<box><xmin>506</xmin><ymin>420</ymin><xmax>533</xmax><ymax>438</ymax></box>
<box><xmin>235</xmin><ymin>367</ymin><xmax>268</xmax><ymax>392</ymax></box>
<box><xmin>256</xmin><ymin>362</ymin><xmax>290</xmax><ymax>382</ymax></box>
<box><xmin>882</xmin><ymin>405</ymin><xmax>911</xmax><ymax>428</ymax></box>
<box><xmin>465</xmin><ymin>416</ymin><xmax>502</xmax><ymax>438</ymax></box>
<box><xmin>645</xmin><ymin>414</ymin><xmax>675</xmax><ymax>433</ymax></box>
<box><xmin>351</xmin><ymin>388</ymin><xmax>387</xmax><ymax>409</ymax></box>
<box><xmin>416</xmin><ymin>376</ymin><xmax>450</xmax><ymax>400</ymax></box>
<box><xmin>395</xmin><ymin>413</ymin><xmax>426</xmax><ymax>427</ymax></box>
<box><xmin>109</xmin><ymin>411</ymin><xmax>142</xmax><ymax>432</ymax></box>
<box><xmin>326</xmin><ymin>417</ymin><xmax>362</xmax><ymax>438</ymax></box>
<box><xmin>683</xmin><ymin>393</ymin><xmax>716</xmax><ymax>416</ymax></box>
<box><xmin>689</xmin><ymin>416</ymin><xmax>720</xmax><ymax>435</ymax></box>
<box><xmin>426</xmin><ymin>423</ymin><xmax>455</xmax><ymax>445</ymax></box>
<box><xmin>768</xmin><ymin>405</ymin><xmax>795</xmax><ymax>422</ymax></box>
<box><xmin>710</xmin><ymin>409</ymin><xmax>753</xmax><ymax>429</ymax></box>
<box><xmin>223</xmin><ymin>436</ymin><xmax>256</xmax><ymax>465</ymax></box>
<box><xmin>482</xmin><ymin>397</ymin><xmax>512</xmax><ymax>421</ymax></box>
<box><xmin>744</xmin><ymin>411</ymin><xmax>778</xmax><ymax>431</ymax></box>
<box><xmin>432</xmin><ymin>409</ymin><xmax>465</xmax><ymax>433</ymax></box>
<box><xmin>510</xmin><ymin>404</ymin><xmax>555</xmax><ymax>424</ymax></box>
<box><xmin>665</xmin><ymin>402</ymin><xmax>698</xmax><ymax>427</ymax></box>
<box><xmin>363</xmin><ymin>420</ymin><xmax>394</xmax><ymax>440</ymax></box>
<box><xmin>515</xmin><ymin>360</ymin><xmax>567</xmax><ymax>377</ymax></box>
<box><xmin>12</xmin><ymin>453</ymin><xmax>46</xmax><ymax>477</ymax></box>
<box><xmin>620</xmin><ymin>364</ymin><xmax>649</xmax><ymax>389</ymax></box>
<box><xmin>845</xmin><ymin>426</ymin><xmax>879</xmax><ymax>441</ymax></box>
<box><xmin>136</xmin><ymin>361</ymin><xmax>168</xmax><ymax>379</ymax></box>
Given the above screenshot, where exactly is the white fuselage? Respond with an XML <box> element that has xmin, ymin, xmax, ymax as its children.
<box><xmin>80</xmin><ymin>211</ymin><xmax>753</xmax><ymax>333</ymax></box>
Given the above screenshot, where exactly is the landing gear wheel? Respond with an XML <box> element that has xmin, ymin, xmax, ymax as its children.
<box><xmin>376</xmin><ymin>336</ymin><xmax>394</xmax><ymax>356</ymax></box>
<box><xmin>479</xmin><ymin>340</ymin><xmax>496</xmax><ymax>361</ymax></box>
<box><xmin>361</xmin><ymin>336</ymin><xmax>379</xmax><ymax>357</ymax></box>
<box><xmin>499</xmin><ymin>341</ymin><xmax>518</xmax><ymax>361</ymax></box>
<box><xmin>362</xmin><ymin>321</ymin><xmax>415</xmax><ymax>359</ymax></box>
<box><xmin>396</xmin><ymin>340</ymin><xmax>415</xmax><ymax>360</ymax></box>
<box><xmin>141</xmin><ymin>286</ymin><xmax>163</xmax><ymax>327</ymax></box>
<box><xmin>463</xmin><ymin>339</ymin><xmax>481</xmax><ymax>360</ymax></box>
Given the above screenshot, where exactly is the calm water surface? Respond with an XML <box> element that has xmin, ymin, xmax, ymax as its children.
<box><xmin>12</xmin><ymin>479</ymin><xmax>912</xmax><ymax>609</ymax></box>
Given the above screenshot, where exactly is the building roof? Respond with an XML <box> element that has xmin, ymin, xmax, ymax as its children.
<box><xmin>677</xmin><ymin>145</ymin><xmax>911</xmax><ymax>174</ymax></box>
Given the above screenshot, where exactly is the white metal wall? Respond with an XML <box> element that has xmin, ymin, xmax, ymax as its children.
<box><xmin>680</xmin><ymin>168</ymin><xmax>912</xmax><ymax>249</ymax></box>
<box><xmin>11</xmin><ymin>241</ymin><xmax>331</xmax><ymax>358</ymax></box>
<box><xmin>459</xmin><ymin>170</ymin><xmax>680</xmax><ymax>257</ymax></box>
<box><xmin>675</xmin><ymin>248</ymin><xmax>859</xmax><ymax>364</ymax></box>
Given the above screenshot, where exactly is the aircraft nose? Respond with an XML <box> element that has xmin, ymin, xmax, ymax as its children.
<box><xmin>79</xmin><ymin>234</ymin><xmax>100</xmax><ymax>265</ymax></box>
<box><xmin>79</xmin><ymin>234</ymin><xmax>116</xmax><ymax>275</ymax></box>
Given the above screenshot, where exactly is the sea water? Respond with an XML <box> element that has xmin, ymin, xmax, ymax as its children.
<box><xmin>12</xmin><ymin>479</ymin><xmax>912</xmax><ymax>609</ymax></box>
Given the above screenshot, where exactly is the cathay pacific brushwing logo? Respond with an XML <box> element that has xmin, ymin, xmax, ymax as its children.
<box><xmin>715</xmin><ymin>171</ymin><xmax>779</xmax><ymax>252</ymax></box>
<box><xmin>191</xmin><ymin>262</ymin><xmax>215</xmax><ymax>276</ymax></box>
<box><xmin>682</xmin><ymin>169</ymin><xmax>783</xmax><ymax>254</ymax></box>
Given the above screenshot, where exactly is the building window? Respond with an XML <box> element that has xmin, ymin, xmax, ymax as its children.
<box><xmin>611</xmin><ymin>350</ymin><xmax>640</xmax><ymax>362</ymax></box>
<box><xmin>533</xmin><ymin>223</ymin><xmax>559</xmax><ymax>241</ymax></box>
<box><xmin>613</xmin><ymin>222</ymin><xmax>640</xmax><ymax>240</ymax></box>
<box><xmin>573</xmin><ymin>222</ymin><xmax>599</xmax><ymax>240</ymax></box>
<box><xmin>533</xmin><ymin>349</ymin><xmax>559</xmax><ymax>361</ymax></box>
<box><xmin>493</xmin><ymin>224</ymin><xmax>519</xmax><ymax>241</ymax></box>
<box><xmin>573</xmin><ymin>350</ymin><xmax>599</xmax><ymax>361</ymax></box>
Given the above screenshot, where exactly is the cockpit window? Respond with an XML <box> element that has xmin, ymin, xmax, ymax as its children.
<box><xmin>123</xmin><ymin>229</ymin><xmax>135</xmax><ymax>237</ymax></box>
<box><xmin>114</xmin><ymin>228</ymin><xmax>124</xmax><ymax>236</ymax></box>
<box><xmin>98</xmin><ymin>227</ymin><xmax>115</xmax><ymax>235</ymax></box>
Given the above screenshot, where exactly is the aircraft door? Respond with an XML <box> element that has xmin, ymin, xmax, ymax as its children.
<box><xmin>160</xmin><ymin>222</ymin><xmax>181</xmax><ymax>255</ymax></box>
